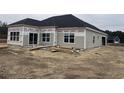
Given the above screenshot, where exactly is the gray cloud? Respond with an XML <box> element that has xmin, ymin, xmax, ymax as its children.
<box><xmin>0</xmin><ymin>14</ymin><xmax>124</xmax><ymax>31</ymax></box>
<box><xmin>75</xmin><ymin>14</ymin><xmax>124</xmax><ymax>31</ymax></box>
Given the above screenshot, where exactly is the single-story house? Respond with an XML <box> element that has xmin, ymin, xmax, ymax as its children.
<box><xmin>108</xmin><ymin>36</ymin><xmax>120</xmax><ymax>43</ymax></box>
<box><xmin>7</xmin><ymin>14</ymin><xmax>107</xmax><ymax>49</ymax></box>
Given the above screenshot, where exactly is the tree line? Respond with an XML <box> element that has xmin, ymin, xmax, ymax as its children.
<box><xmin>105</xmin><ymin>30</ymin><xmax>124</xmax><ymax>43</ymax></box>
<box><xmin>0</xmin><ymin>21</ymin><xmax>8</xmax><ymax>39</ymax></box>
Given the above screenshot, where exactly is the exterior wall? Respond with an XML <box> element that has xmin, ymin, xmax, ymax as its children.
<box><xmin>22</xmin><ymin>26</ymin><xmax>40</xmax><ymax>46</ymax></box>
<box><xmin>86</xmin><ymin>29</ymin><xmax>107</xmax><ymax>49</ymax></box>
<box><xmin>7</xmin><ymin>25</ymin><xmax>56</xmax><ymax>47</ymax></box>
<box><xmin>7</xmin><ymin>26</ymin><xmax>24</xmax><ymax>46</ymax></box>
<box><xmin>39</xmin><ymin>27</ymin><xmax>56</xmax><ymax>46</ymax></box>
<box><xmin>57</xmin><ymin>27</ymin><xmax>85</xmax><ymax>49</ymax></box>
<box><xmin>7</xmin><ymin>25</ymin><xmax>107</xmax><ymax>49</ymax></box>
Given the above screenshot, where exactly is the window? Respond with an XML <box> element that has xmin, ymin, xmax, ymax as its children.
<box><xmin>64</xmin><ymin>33</ymin><xmax>74</xmax><ymax>43</ymax></box>
<box><xmin>93</xmin><ymin>36</ymin><xmax>95</xmax><ymax>44</ymax></box>
<box><xmin>29</xmin><ymin>33</ymin><xmax>38</xmax><ymax>44</ymax></box>
<box><xmin>70</xmin><ymin>33</ymin><xmax>74</xmax><ymax>43</ymax></box>
<box><xmin>10</xmin><ymin>32</ymin><xmax>20</xmax><ymax>41</ymax></box>
<box><xmin>42</xmin><ymin>33</ymin><xmax>50</xmax><ymax>42</ymax></box>
<box><xmin>64</xmin><ymin>33</ymin><xmax>69</xmax><ymax>43</ymax></box>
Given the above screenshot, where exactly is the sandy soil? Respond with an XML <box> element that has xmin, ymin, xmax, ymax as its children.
<box><xmin>0</xmin><ymin>45</ymin><xmax>124</xmax><ymax>79</ymax></box>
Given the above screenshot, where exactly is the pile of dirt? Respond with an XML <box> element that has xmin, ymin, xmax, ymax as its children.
<box><xmin>0</xmin><ymin>46</ymin><xmax>124</xmax><ymax>79</ymax></box>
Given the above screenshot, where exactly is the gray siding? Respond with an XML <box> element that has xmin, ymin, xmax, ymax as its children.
<box><xmin>86</xmin><ymin>29</ymin><xmax>107</xmax><ymax>49</ymax></box>
<box><xmin>58</xmin><ymin>34</ymin><xmax>84</xmax><ymax>49</ymax></box>
<box><xmin>8</xmin><ymin>26</ymin><xmax>107</xmax><ymax>49</ymax></box>
<box><xmin>57</xmin><ymin>27</ymin><xmax>85</xmax><ymax>49</ymax></box>
<box><xmin>39</xmin><ymin>33</ymin><xmax>54</xmax><ymax>46</ymax></box>
<box><xmin>23</xmin><ymin>35</ymin><xmax>29</xmax><ymax>46</ymax></box>
<box><xmin>22</xmin><ymin>26</ymin><xmax>40</xmax><ymax>46</ymax></box>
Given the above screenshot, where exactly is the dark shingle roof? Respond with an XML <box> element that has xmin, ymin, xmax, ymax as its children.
<box><xmin>9</xmin><ymin>14</ymin><xmax>103</xmax><ymax>32</ymax></box>
<box><xmin>40</xmin><ymin>14</ymin><xmax>101</xmax><ymax>31</ymax></box>
<box><xmin>9</xmin><ymin>18</ymin><xmax>41</xmax><ymax>26</ymax></box>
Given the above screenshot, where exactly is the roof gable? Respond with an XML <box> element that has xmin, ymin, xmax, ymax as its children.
<box><xmin>40</xmin><ymin>14</ymin><xmax>101</xmax><ymax>31</ymax></box>
<box><xmin>9</xmin><ymin>18</ymin><xmax>41</xmax><ymax>26</ymax></box>
<box><xmin>9</xmin><ymin>14</ymin><xmax>103</xmax><ymax>32</ymax></box>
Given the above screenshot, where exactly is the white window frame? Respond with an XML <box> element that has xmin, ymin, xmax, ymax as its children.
<box><xmin>42</xmin><ymin>33</ymin><xmax>50</xmax><ymax>42</ymax></box>
<box><xmin>10</xmin><ymin>32</ymin><xmax>20</xmax><ymax>41</ymax></box>
<box><xmin>64</xmin><ymin>33</ymin><xmax>75</xmax><ymax>43</ymax></box>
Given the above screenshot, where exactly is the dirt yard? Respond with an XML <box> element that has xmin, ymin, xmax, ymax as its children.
<box><xmin>0</xmin><ymin>45</ymin><xmax>124</xmax><ymax>79</ymax></box>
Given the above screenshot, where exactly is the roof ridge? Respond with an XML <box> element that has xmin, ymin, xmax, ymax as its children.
<box><xmin>25</xmin><ymin>18</ymin><xmax>40</xmax><ymax>21</ymax></box>
<box><xmin>9</xmin><ymin>18</ymin><xmax>41</xmax><ymax>26</ymax></box>
<box><xmin>48</xmin><ymin>14</ymin><xmax>72</xmax><ymax>18</ymax></box>
<box><xmin>40</xmin><ymin>14</ymin><xmax>73</xmax><ymax>22</ymax></box>
<box><xmin>9</xmin><ymin>14</ymin><xmax>104</xmax><ymax>32</ymax></box>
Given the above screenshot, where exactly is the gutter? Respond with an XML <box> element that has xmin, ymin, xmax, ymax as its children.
<box><xmin>85</xmin><ymin>27</ymin><xmax>108</xmax><ymax>36</ymax></box>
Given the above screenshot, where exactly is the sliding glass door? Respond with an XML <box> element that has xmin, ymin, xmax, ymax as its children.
<box><xmin>29</xmin><ymin>33</ymin><xmax>38</xmax><ymax>45</ymax></box>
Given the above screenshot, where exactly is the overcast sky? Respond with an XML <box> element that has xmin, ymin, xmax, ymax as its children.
<box><xmin>0</xmin><ymin>14</ymin><xmax>124</xmax><ymax>31</ymax></box>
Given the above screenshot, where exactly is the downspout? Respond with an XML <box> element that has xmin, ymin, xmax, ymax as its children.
<box><xmin>37</xmin><ymin>28</ymin><xmax>40</xmax><ymax>46</ymax></box>
<box><xmin>53</xmin><ymin>17</ymin><xmax>57</xmax><ymax>46</ymax></box>
<box><xmin>22</xmin><ymin>26</ymin><xmax>25</xmax><ymax>46</ymax></box>
<box><xmin>84</xmin><ymin>28</ymin><xmax>87</xmax><ymax>49</ymax></box>
<box><xmin>53</xmin><ymin>27</ymin><xmax>57</xmax><ymax>46</ymax></box>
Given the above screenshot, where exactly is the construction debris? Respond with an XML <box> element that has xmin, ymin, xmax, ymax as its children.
<box><xmin>29</xmin><ymin>46</ymin><xmax>52</xmax><ymax>51</ymax></box>
<box><xmin>51</xmin><ymin>49</ymin><xmax>58</xmax><ymax>52</ymax></box>
<box><xmin>8</xmin><ymin>51</ymin><xmax>18</xmax><ymax>55</ymax></box>
<box><xmin>0</xmin><ymin>43</ymin><xmax>8</xmax><ymax>49</ymax></box>
<box><xmin>29</xmin><ymin>45</ymin><xmax>81</xmax><ymax>55</ymax></box>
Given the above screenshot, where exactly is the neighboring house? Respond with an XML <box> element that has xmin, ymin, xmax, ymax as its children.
<box><xmin>7</xmin><ymin>14</ymin><xmax>107</xmax><ymax>49</ymax></box>
<box><xmin>108</xmin><ymin>36</ymin><xmax>120</xmax><ymax>44</ymax></box>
